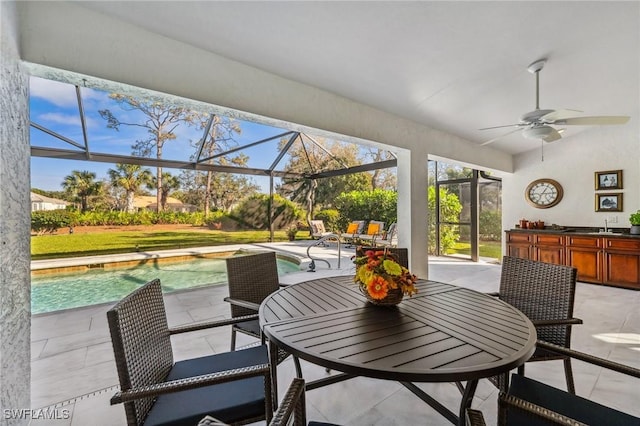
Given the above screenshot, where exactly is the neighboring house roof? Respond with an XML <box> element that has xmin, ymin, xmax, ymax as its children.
<box><xmin>30</xmin><ymin>192</ymin><xmax>68</xmax><ymax>206</ymax></box>
<box><xmin>133</xmin><ymin>195</ymin><xmax>184</xmax><ymax>208</ymax></box>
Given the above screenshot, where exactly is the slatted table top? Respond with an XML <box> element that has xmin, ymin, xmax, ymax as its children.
<box><xmin>260</xmin><ymin>277</ymin><xmax>536</xmax><ymax>383</ymax></box>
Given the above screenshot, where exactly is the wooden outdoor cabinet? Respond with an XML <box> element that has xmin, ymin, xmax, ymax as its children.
<box><xmin>506</xmin><ymin>232</ymin><xmax>532</xmax><ymax>260</ymax></box>
<box><xmin>603</xmin><ymin>238</ymin><xmax>640</xmax><ymax>289</ymax></box>
<box><xmin>566</xmin><ymin>235</ymin><xmax>602</xmax><ymax>283</ymax></box>
<box><xmin>533</xmin><ymin>234</ymin><xmax>565</xmax><ymax>265</ymax></box>
<box><xmin>505</xmin><ymin>230</ymin><xmax>640</xmax><ymax>290</ymax></box>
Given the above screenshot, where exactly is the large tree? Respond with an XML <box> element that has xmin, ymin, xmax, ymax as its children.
<box><xmin>190</xmin><ymin>115</ymin><xmax>259</xmax><ymax>214</ymax></box>
<box><xmin>61</xmin><ymin>170</ymin><xmax>102</xmax><ymax>212</ymax></box>
<box><xmin>107</xmin><ymin>163</ymin><xmax>152</xmax><ymax>212</ymax></box>
<box><xmin>277</xmin><ymin>137</ymin><xmax>371</xmax><ymax>224</ymax></box>
<box><xmin>99</xmin><ymin>94</ymin><xmax>199</xmax><ymax>212</ymax></box>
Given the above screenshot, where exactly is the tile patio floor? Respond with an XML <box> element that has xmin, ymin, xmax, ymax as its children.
<box><xmin>29</xmin><ymin>242</ymin><xmax>640</xmax><ymax>425</ymax></box>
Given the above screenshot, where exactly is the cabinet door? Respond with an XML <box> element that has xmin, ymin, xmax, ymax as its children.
<box><xmin>534</xmin><ymin>245</ymin><xmax>564</xmax><ymax>265</ymax></box>
<box><xmin>507</xmin><ymin>244</ymin><xmax>531</xmax><ymax>260</ymax></box>
<box><xmin>566</xmin><ymin>247</ymin><xmax>602</xmax><ymax>283</ymax></box>
<box><xmin>604</xmin><ymin>252</ymin><xmax>640</xmax><ymax>289</ymax></box>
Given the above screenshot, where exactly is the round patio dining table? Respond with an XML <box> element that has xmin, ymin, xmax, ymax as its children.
<box><xmin>259</xmin><ymin>276</ymin><xmax>537</xmax><ymax>426</ymax></box>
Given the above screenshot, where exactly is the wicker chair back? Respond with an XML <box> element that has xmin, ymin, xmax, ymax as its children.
<box><xmin>226</xmin><ymin>252</ymin><xmax>280</xmax><ymax>318</ymax></box>
<box><xmin>499</xmin><ymin>256</ymin><xmax>577</xmax><ymax>347</ymax></box>
<box><xmin>107</xmin><ymin>279</ymin><xmax>173</xmax><ymax>425</ymax></box>
<box><xmin>355</xmin><ymin>246</ymin><xmax>409</xmax><ymax>269</ymax></box>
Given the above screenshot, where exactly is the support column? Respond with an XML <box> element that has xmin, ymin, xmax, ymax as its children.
<box><xmin>1</xmin><ymin>2</ymin><xmax>32</xmax><ymax>424</ymax></box>
<box><xmin>396</xmin><ymin>149</ymin><xmax>429</xmax><ymax>278</ymax></box>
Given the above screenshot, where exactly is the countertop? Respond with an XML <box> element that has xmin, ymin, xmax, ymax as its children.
<box><xmin>508</xmin><ymin>228</ymin><xmax>640</xmax><ymax>239</ymax></box>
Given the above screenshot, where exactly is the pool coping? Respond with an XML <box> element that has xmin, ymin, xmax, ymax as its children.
<box><xmin>31</xmin><ymin>244</ymin><xmax>304</xmax><ymax>271</ymax></box>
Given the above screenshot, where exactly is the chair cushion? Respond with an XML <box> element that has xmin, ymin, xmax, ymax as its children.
<box><xmin>366</xmin><ymin>223</ymin><xmax>380</xmax><ymax>235</ymax></box>
<box><xmin>507</xmin><ymin>373</ymin><xmax>638</xmax><ymax>426</ymax></box>
<box><xmin>233</xmin><ymin>319</ymin><xmax>261</xmax><ymax>337</ymax></box>
<box><xmin>143</xmin><ymin>345</ymin><xmax>269</xmax><ymax>426</ymax></box>
<box><xmin>346</xmin><ymin>223</ymin><xmax>358</xmax><ymax>234</ymax></box>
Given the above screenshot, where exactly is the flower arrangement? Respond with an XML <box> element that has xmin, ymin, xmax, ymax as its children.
<box><xmin>353</xmin><ymin>249</ymin><xmax>418</xmax><ymax>301</ymax></box>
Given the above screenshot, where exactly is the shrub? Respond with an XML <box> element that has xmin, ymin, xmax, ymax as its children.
<box><xmin>427</xmin><ymin>186</ymin><xmax>462</xmax><ymax>254</ymax></box>
<box><xmin>314</xmin><ymin>209</ymin><xmax>341</xmax><ymax>234</ymax></box>
<box><xmin>31</xmin><ymin>210</ymin><xmax>74</xmax><ymax>235</ymax></box>
<box><xmin>334</xmin><ymin>189</ymin><xmax>397</xmax><ymax>231</ymax></box>
<box><xmin>230</xmin><ymin>194</ymin><xmax>305</xmax><ymax>230</ymax></box>
<box><xmin>479</xmin><ymin>209</ymin><xmax>502</xmax><ymax>241</ymax></box>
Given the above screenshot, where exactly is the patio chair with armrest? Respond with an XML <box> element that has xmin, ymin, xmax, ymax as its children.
<box><xmin>224</xmin><ymin>251</ymin><xmax>281</xmax><ymax>352</ymax></box>
<box><xmin>356</xmin><ymin>221</ymin><xmax>385</xmax><ymax>245</ymax></box>
<box><xmin>466</xmin><ymin>340</ymin><xmax>640</xmax><ymax>425</ymax></box>
<box><xmin>107</xmin><ymin>278</ymin><xmax>273</xmax><ymax>426</ymax></box>
<box><xmin>339</xmin><ymin>220</ymin><xmax>365</xmax><ymax>248</ymax></box>
<box><xmin>489</xmin><ymin>256</ymin><xmax>582</xmax><ymax>393</ymax></box>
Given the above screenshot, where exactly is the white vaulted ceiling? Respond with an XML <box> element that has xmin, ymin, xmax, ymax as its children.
<box><xmin>69</xmin><ymin>1</ymin><xmax>639</xmax><ymax>156</ymax></box>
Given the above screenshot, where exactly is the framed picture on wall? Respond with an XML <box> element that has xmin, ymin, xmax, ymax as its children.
<box><xmin>595</xmin><ymin>170</ymin><xmax>623</xmax><ymax>190</ymax></box>
<box><xmin>595</xmin><ymin>193</ymin><xmax>623</xmax><ymax>212</ymax></box>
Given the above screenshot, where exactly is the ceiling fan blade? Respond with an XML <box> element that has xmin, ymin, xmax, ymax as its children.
<box><xmin>542</xmin><ymin>127</ymin><xmax>562</xmax><ymax>142</ymax></box>
<box><xmin>478</xmin><ymin>123</ymin><xmax>521</xmax><ymax>131</ymax></box>
<box><xmin>551</xmin><ymin>116</ymin><xmax>630</xmax><ymax>126</ymax></box>
<box><xmin>480</xmin><ymin>128</ymin><xmax>522</xmax><ymax>146</ymax></box>
<box><xmin>540</xmin><ymin>109</ymin><xmax>584</xmax><ymax>122</ymax></box>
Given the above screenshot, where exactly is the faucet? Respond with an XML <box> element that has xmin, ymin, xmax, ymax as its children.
<box><xmin>604</xmin><ymin>218</ymin><xmax>608</xmax><ymax>233</ymax></box>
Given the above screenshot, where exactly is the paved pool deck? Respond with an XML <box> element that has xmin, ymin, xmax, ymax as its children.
<box><xmin>29</xmin><ymin>242</ymin><xmax>640</xmax><ymax>425</ymax></box>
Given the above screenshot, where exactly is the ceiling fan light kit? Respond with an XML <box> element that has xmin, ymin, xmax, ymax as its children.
<box><xmin>479</xmin><ymin>58</ymin><xmax>630</xmax><ymax>146</ymax></box>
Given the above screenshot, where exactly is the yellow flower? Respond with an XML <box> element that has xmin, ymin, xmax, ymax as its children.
<box><xmin>382</xmin><ymin>259</ymin><xmax>402</xmax><ymax>276</ymax></box>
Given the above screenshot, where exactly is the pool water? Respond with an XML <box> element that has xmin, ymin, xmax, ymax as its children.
<box><xmin>31</xmin><ymin>256</ymin><xmax>301</xmax><ymax>314</ymax></box>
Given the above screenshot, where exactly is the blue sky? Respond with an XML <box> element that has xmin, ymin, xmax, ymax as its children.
<box><xmin>29</xmin><ymin>76</ymin><xmax>298</xmax><ymax>193</ymax></box>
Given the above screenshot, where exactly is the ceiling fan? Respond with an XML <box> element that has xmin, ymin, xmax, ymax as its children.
<box><xmin>479</xmin><ymin>59</ymin><xmax>630</xmax><ymax>146</ymax></box>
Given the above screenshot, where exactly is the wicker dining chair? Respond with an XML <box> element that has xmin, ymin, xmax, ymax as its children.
<box><xmin>467</xmin><ymin>341</ymin><xmax>640</xmax><ymax>426</ymax></box>
<box><xmin>355</xmin><ymin>246</ymin><xmax>409</xmax><ymax>269</ymax></box>
<box><xmin>224</xmin><ymin>251</ymin><xmax>281</xmax><ymax>351</ymax></box>
<box><xmin>492</xmin><ymin>256</ymin><xmax>582</xmax><ymax>393</ymax></box>
<box><xmin>107</xmin><ymin>278</ymin><xmax>273</xmax><ymax>426</ymax></box>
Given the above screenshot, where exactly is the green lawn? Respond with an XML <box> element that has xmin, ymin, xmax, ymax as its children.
<box><xmin>31</xmin><ymin>229</ymin><xmax>297</xmax><ymax>260</ymax></box>
<box><xmin>447</xmin><ymin>240</ymin><xmax>502</xmax><ymax>259</ymax></box>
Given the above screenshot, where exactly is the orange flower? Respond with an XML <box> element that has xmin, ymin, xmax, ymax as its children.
<box><xmin>367</xmin><ymin>276</ymin><xmax>389</xmax><ymax>299</ymax></box>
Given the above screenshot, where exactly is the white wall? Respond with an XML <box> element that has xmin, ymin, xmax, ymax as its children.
<box><xmin>503</xmin><ymin>123</ymin><xmax>640</xmax><ymax>232</ymax></box>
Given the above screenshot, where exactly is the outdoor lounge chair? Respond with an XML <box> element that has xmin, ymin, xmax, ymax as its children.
<box><xmin>310</xmin><ymin>220</ymin><xmax>332</xmax><ymax>239</ymax></box>
<box><xmin>107</xmin><ymin>278</ymin><xmax>273</xmax><ymax>426</ymax></box>
<box><xmin>340</xmin><ymin>220</ymin><xmax>366</xmax><ymax>248</ymax></box>
<box><xmin>466</xmin><ymin>340</ymin><xmax>640</xmax><ymax>426</ymax></box>
<box><xmin>490</xmin><ymin>256</ymin><xmax>582</xmax><ymax>393</ymax></box>
<box><xmin>374</xmin><ymin>222</ymin><xmax>398</xmax><ymax>248</ymax></box>
<box><xmin>356</xmin><ymin>221</ymin><xmax>385</xmax><ymax>245</ymax></box>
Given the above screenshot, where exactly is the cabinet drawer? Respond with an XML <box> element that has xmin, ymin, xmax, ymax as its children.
<box><xmin>605</xmin><ymin>238</ymin><xmax>640</xmax><ymax>251</ymax></box>
<box><xmin>507</xmin><ymin>232</ymin><xmax>531</xmax><ymax>244</ymax></box>
<box><xmin>535</xmin><ymin>234</ymin><xmax>564</xmax><ymax>246</ymax></box>
<box><xmin>566</xmin><ymin>235</ymin><xmax>601</xmax><ymax>248</ymax></box>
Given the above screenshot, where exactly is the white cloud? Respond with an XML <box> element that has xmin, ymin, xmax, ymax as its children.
<box><xmin>38</xmin><ymin>112</ymin><xmax>81</xmax><ymax>126</ymax></box>
<box><xmin>29</xmin><ymin>77</ymin><xmax>79</xmax><ymax>108</ymax></box>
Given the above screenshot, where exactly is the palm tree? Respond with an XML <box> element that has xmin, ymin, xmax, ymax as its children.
<box><xmin>149</xmin><ymin>172</ymin><xmax>181</xmax><ymax>211</ymax></box>
<box><xmin>61</xmin><ymin>170</ymin><xmax>101</xmax><ymax>212</ymax></box>
<box><xmin>107</xmin><ymin>164</ymin><xmax>153</xmax><ymax>213</ymax></box>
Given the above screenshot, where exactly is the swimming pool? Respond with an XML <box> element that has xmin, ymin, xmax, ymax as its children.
<box><xmin>31</xmin><ymin>254</ymin><xmax>301</xmax><ymax>314</ymax></box>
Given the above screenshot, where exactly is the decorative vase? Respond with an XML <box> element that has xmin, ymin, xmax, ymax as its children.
<box><xmin>631</xmin><ymin>225</ymin><xmax>640</xmax><ymax>235</ymax></box>
<box><xmin>358</xmin><ymin>282</ymin><xmax>404</xmax><ymax>306</ymax></box>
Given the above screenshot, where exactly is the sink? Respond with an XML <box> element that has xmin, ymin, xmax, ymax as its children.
<box><xmin>586</xmin><ymin>231</ymin><xmax>616</xmax><ymax>235</ymax></box>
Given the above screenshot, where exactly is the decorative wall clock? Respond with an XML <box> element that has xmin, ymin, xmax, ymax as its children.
<box><xmin>525</xmin><ymin>179</ymin><xmax>563</xmax><ymax>209</ymax></box>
